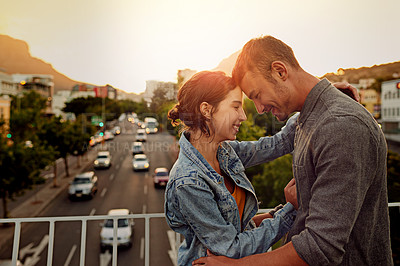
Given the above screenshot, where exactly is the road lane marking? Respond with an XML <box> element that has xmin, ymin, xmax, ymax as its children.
<box><xmin>116</xmin><ymin>164</ymin><xmax>120</xmax><ymax>170</ymax></box>
<box><xmin>101</xmin><ymin>188</ymin><xmax>107</xmax><ymax>197</ymax></box>
<box><xmin>100</xmin><ymin>250</ymin><xmax>112</xmax><ymax>266</ymax></box>
<box><xmin>89</xmin><ymin>208</ymin><xmax>96</xmax><ymax>216</ymax></box>
<box><xmin>140</xmin><ymin>237</ymin><xmax>144</xmax><ymax>260</ymax></box>
<box><xmin>145</xmin><ymin>173</ymin><xmax>149</xmax><ymax>179</ymax></box>
<box><xmin>64</xmin><ymin>244</ymin><xmax>77</xmax><ymax>266</ymax></box>
<box><xmin>109</xmin><ymin>173</ymin><xmax>115</xmax><ymax>181</ymax></box>
<box><xmin>142</xmin><ymin>205</ymin><xmax>147</xmax><ymax>214</ymax></box>
<box><xmin>144</xmin><ymin>185</ymin><xmax>148</xmax><ymax>195</ymax></box>
<box><xmin>20</xmin><ymin>234</ymin><xmax>49</xmax><ymax>265</ymax></box>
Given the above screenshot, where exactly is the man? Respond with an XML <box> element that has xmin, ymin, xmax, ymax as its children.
<box><xmin>193</xmin><ymin>36</ymin><xmax>392</xmax><ymax>265</ymax></box>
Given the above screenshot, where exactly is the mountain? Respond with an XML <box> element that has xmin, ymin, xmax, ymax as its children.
<box><xmin>0</xmin><ymin>34</ymin><xmax>85</xmax><ymax>93</ymax></box>
<box><xmin>212</xmin><ymin>50</ymin><xmax>241</xmax><ymax>75</ymax></box>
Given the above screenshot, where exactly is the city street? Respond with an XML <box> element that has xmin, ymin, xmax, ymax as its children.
<box><xmin>0</xmin><ymin>120</ymin><xmax>178</xmax><ymax>266</ymax></box>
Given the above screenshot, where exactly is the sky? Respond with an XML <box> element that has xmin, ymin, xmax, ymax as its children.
<box><xmin>1</xmin><ymin>0</ymin><xmax>399</xmax><ymax>94</ymax></box>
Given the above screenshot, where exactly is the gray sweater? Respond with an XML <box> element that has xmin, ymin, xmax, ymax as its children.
<box><xmin>287</xmin><ymin>79</ymin><xmax>393</xmax><ymax>265</ymax></box>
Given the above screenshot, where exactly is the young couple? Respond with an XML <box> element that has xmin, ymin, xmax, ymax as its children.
<box><xmin>165</xmin><ymin>36</ymin><xmax>392</xmax><ymax>266</ymax></box>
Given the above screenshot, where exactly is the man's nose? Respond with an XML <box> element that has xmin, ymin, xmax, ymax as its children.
<box><xmin>254</xmin><ymin>102</ymin><xmax>264</xmax><ymax>114</ymax></box>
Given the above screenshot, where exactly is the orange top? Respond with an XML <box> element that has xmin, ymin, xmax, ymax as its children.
<box><xmin>231</xmin><ymin>184</ymin><xmax>246</xmax><ymax>220</ymax></box>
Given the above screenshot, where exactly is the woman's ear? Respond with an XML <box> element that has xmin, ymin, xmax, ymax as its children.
<box><xmin>271</xmin><ymin>61</ymin><xmax>288</xmax><ymax>81</ymax></box>
<box><xmin>200</xmin><ymin>102</ymin><xmax>212</xmax><ymax>119</ymax></box>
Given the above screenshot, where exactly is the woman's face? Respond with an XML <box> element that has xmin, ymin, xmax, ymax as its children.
<box><xmin>210</xmin><ymin>86</ymin><xmax>247</xmax><ymax>142</ymax></box>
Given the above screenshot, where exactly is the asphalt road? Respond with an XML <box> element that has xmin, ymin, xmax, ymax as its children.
<box><xmin>0</xmin><ymin>120</ymin><xmax>177</xmax><ymax>266</ymax></box>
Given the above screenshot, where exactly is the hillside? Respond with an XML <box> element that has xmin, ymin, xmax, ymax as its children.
<box><xmin>321</xmin><ymin>62</ymin><xmax>400</xmax><ymax>83</ymax></box>
<box><xmin>0</xmin><ymin>34</ymin><xmax>86</xmax><ymax>93</ymax></box>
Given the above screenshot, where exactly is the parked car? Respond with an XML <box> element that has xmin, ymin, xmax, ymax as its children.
<box><xmin>153</xmin><ymin>167</ymin><xmax>169</xmax><ymax>188</ymax></box>
<box><xmin>132</xmin><ymin>154</ymin><xmax>150</xmax><ymax>171</ymax></box>
<box><xmin>100</xmin><ymin>209</ymin><xmax>134</xmax><ymax>252</ymax></box>
<box><xmin>111</xmin><ymin>126</ymin><xmax>121</xmax><ymax>135</ymax></box>
<box><xmin>103</xmin><ymin>131</ymin><xmax>114</xmax><ymax>141</ymax></box>
<box><xmin>94</xmin><ymin>151</ymin><xmax>112</xmax><ymax>169</ymax></box>
<box><xmin>135</xmin><ymin>129</ymin><xmax>147</xmax><ymax>142</ymax></box>
<box><xmin>132</xmin><ymin>142</ymin><xmax>144</xmax><ymax>155</ymax></box>
<box><xmin>68</xmin><ymin>171</ymin><xmax>98</xmax><ymax>200</ymax></box>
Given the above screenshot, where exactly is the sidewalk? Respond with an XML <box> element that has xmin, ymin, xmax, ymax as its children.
<box><xmin>0</xmin><ymin>148</ymin><xmax>98</xmax><ymax>253</ymax></box>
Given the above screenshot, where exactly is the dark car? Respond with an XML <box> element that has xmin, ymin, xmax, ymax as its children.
<box><xmin>132</xmin><ymin>142</ymin><xmax>144</xmax><ymax>155</ymax></box>
<box><xmin>153</xmin><ymin>167</ymin><xmax>169</xmax><ymax>188</ymax></box>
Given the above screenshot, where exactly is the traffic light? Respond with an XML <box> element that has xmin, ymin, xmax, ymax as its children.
<box><xmin>6</xmin><ymin>133</ymin><xmax>12</xmax><ymax>139</ymax></box>
<box><xmin>99</xmin><ymin>132</ymin><xmax>104</xmax><ymax>137</ymax></box>
<box><xmin>99</xmin><ymin>122</ymin><xmax>104</xmax><ymax>127</ymax></box>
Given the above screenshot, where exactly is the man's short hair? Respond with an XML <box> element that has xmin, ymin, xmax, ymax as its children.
<box><xmin>232</xmin><ymin>35</ymin><xmax>301</xmax><ymax>85</ymax></box>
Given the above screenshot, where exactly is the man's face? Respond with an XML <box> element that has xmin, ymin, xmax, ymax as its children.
<box><xmin>239</xmin><ymin>70</ymin><xmax>292</xmax><ymax>121</ymax></box>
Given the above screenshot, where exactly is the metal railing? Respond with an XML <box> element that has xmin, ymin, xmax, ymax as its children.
<box><xmin>1</xmin><ymin>203</ymin><xmax>399</xmax><ymax>266</ymax></box>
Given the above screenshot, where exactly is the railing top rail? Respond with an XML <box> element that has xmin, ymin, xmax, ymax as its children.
<box><xmin>0</xmin><ymin>213</ymin><xmax>165</xmax><ymax>224</ymax></box>
<box><xmin>1</xmin><ymin>202</ymin><xmax>399</xmax><ymax>224</ymax></box>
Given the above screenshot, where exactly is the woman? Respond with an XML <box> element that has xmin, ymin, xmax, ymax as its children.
<box><xmin>165</xmin><ymin>71</ymin><xmax>298</xmax><ymax>266</ymax></box>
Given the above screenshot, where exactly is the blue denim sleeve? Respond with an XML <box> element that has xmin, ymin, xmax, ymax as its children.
<box><xmin>175</xmin><ymin>180</ymin><xmax>296</xmax><ymax>259</ymax></box>
<box><xmin>229</xmin><ymin>113</ymin><xmax>298</xmax><ymax>168</ymax></box>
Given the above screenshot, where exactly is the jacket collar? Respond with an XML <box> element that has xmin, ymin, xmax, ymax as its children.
<box><xmin>178</xmin><ymin>132</ymin><xmax>244</xmax><ymax>181</ymax></box>
<box><xmin>298</xmin><ymin>78</ymin><xmax>331</xmax><ymax>126</ymax></box>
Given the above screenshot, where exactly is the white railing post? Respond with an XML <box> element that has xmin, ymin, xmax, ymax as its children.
<box><xmin>80</xmin><ymin>219</ymin><xmax>87</xmax><ymax>266</ymax></box>
<box><xmin>11</xmin><ymin>221</ymin><xmax>21</xmax><ymax>266</ymax></box>
<box><xmin>112</xmin><ymin>217</ymin><xmax>118</xmax><ymax>266</ymax></box>
<box><xmin>47</xmin><ymin>220</ymin><xmax>55</xmax><ymax>266</ymax></box>
<box><xmin>145</xmin><ymin>216</ymin><xmax>150</xmax><ymax>266</ymax></box>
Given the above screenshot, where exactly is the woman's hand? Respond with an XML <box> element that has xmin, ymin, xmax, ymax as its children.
<box><xmin>333</xmin><ymin>82</ymin><xmax>360</xmax><ymax>102</ymax></box>
<box><xmin>284</xmin><ymin>178</ymin><xmax>298</xmax><ymax>210</ymax></box>
<box><xmin>252</xmin><ymin>213</ymin><xmax>273</xmax><ymax>227</ymax></box>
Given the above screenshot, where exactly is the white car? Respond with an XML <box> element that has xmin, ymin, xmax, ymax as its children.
<box><xmin>94</xmin><ymin>151</ymin><xmax>112</xmax><ymax>169</ymax></box>
<box><xmin>135</xmin><ymin>129</ymin><xmax>147</xmax><ymax>142</ymax></box>
<box><xmin>68</xmin><ymin>172</ymin><xmax>98</xmax><ymax>200</ymax></box>
<box><xmin>132</xmin><ymin>154</ymin><xmax>150</xmax><ymax>171</ymax></box>
<box><xmin>100</xmin><ymin>209</ymin><xmax>134</xmax><ymax>251</ymax></box>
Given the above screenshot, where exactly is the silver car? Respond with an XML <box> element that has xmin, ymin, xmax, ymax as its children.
<box><xmin>68</xmin><ymin>172</ymin><xmax>98</xmax><ymax>200</ymax></box>
<box><xmin>132</xmin><ymin>154</ymin><xmax>150</xmax><ymax>171</ymax></box>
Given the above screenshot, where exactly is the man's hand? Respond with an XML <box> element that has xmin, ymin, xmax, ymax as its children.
<box><xmin>193</xmin><ymin>250</ymin><xmax>240</xmax><ymax>266</ymax></box>
<box><xmin>332</xmin><ymin>82</ymin><xmax>360</xmax><ymax>102</ymax></box>
<box><xmin>284</xmin><ymin>178</ymin><xmax>298</xmax><ymax>210</ymax></box>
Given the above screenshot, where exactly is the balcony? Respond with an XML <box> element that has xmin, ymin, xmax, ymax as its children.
<box><xmin>1</xmin><ymin>203</ymin><xmax>399</xmax><ymax>266</ymax></box>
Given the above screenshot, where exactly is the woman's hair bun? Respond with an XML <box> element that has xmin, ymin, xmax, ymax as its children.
<box><xmin>168</xmin><ymin>104</ymin><xmax>181</xmax><ymax>126</ymax></box>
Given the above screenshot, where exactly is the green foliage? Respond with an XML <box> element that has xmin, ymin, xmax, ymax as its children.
<box><xmin>63</xmin><ymin>96</ymin><xmax>147</xmax><ymax>122</ymax></box>
<box><xmin>0</xmin><ymin>131</ymin><xmax>55</xmax><ymax>218</ymax></box>
<box><xmin>250</xmin><ymin>154</ymin><xmax>293</xmax><ymax>208</ymax></box>
<box><xmin>9</xmin><ymin>91</ymin><xmax>47</xmax><ymax>142</ymax></box>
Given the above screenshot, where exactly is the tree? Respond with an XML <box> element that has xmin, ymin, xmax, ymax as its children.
<box><xmin>0</xmin><ymin>133</ymin><xmax>55</xmax><ymax>218</ymax></box>
<box><xmin>9</xmin><ymin>91</ymin><xmax>47</xmax><ymax>143</ymax></box>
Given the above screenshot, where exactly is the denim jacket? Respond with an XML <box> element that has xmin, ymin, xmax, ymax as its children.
<box><xmin>164</xmin><ymin>113</ymin><xmax>299</xmax><ymax>266</ymax></box>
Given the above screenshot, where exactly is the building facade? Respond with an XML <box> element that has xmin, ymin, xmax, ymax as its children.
<box><xmin>144</xmin><ymin>80</ymin><xmax>177</xmax><ymax>104</ymax></box>
<box><xmin>359</xmin><ymin>89</ymin><xmax>381</xmax><ymax>119</ymax></box>
<box><xmin>0</xmin><ymin>70</ymin><xmax>18</xmax><ymax>96</ymax></box>
<box><xmin>0</xmin><ymin>95</ymin><xmax>11</xmax><ymax>133</ymax></box>
<box><xmin>12</xmin><ymin>74</ymin><xmax>54</xmax><ymax>115</ymax></box>
<box><xmin>381</xmin><ymin>79</ymin><xmax>400</xmax><ymax>133</ymax></box>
